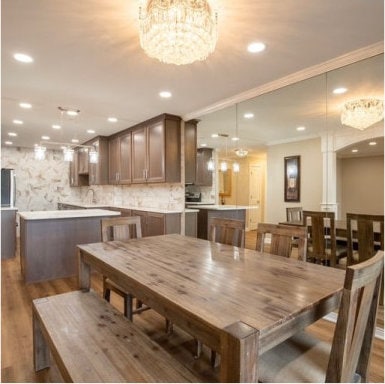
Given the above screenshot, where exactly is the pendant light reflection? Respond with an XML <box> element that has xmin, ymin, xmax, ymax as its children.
<box><xmin>63</xmin><ymin>147</ymin><xmax>74</xmax><ymax>162</ymax></box>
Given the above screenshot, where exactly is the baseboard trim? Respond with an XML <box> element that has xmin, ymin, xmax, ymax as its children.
<box><xmin>323</xmin><ymin>312</ymin><xmax>384</xmax><ymax>340</ymax></box>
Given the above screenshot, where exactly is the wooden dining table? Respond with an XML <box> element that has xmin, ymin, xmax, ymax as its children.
<box><xmin>77</xmin><ymin>234</ymin><xmax>345</xmax><ymax>382</ymax></box>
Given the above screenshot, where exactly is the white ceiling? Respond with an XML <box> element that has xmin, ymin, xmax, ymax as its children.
<box><xmin>1</xmin><ymin>0</ymin><xmax>384</xmax><ymax>153</ymax></box>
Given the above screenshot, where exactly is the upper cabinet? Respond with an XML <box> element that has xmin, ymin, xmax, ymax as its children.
<box><xmin>131</xmin><ymin>114</ymin><xmax>181</xmax><ymax>184</ymax></box>
<box><xmin>184</xmin><ymin>120</ymin><xmax>198</xmax><ymax>184</ymax></box>
<box><xmin>108</xmin><ymin>132</ymin><xmax>132</xmax><ymax>185</ymax></box>
<box><xmin>196</xmin><ymin>147</ymin><xmax>213</xmax><ymax>186</ymax></box>
<box><xmin>87</xmin><ymin>136</ymin><xmax>109</xmax><ymax>185</ymax></box>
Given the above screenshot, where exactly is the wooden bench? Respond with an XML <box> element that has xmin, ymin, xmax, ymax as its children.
<box><xmin>33</xmin><ymin>290</ymin><xmax>201</xmax><ymax>382</ymax></box>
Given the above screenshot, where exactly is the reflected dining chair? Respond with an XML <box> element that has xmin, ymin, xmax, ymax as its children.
<box><xmin>286</xmin><ymin>206</ymin><xmax>303</xmax><ymax>223</ymax></box>
<box><xmin>208</xmin><ymin>217</ymin><xmax>245</xmax><ymax>248</ymax></box>
<box><xmin>256</xmin><ymin>223</ymin><xmax>307</xmax><ymax>261</ymax></box>
<box><xmin>258</xmin><ymin>250</ymin><xmax>384</xmax><ymax>383</ymax></box>
<box><xmin>346</xmin><ymin>213</ymin><xmax>384</xmax><ymax>266</ymax></box>
<box><xmin>101</xmin><ymin>216</ymin><xmax>149</xmax><ymax>320</ymax></box>
<box><xmin>302</xmin><ymin>210</ymin><xmax>347</xmax><ymax>267</ymax></box>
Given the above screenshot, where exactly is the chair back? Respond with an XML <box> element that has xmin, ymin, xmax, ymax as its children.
<box><xmin>208</xmin><ymin>217</ymin><xmax>245</xmax><ymax>248</ymax></box>
<box><xmin>256</xmin><ymin>223</ymin><xmax>307</xmax><ymax>261</ymax></box>
<box><xmin>346</xmin><ymin>213</ymin><xmax>384</xmax><ymax>266</ymax></box>
<box><xmin>101</xmin><ymin>216</ymin><xmax>142</xmax><ymax>242</ymax></box>
<box><xmin>286</xmin><ymin>207</ymin><xmax>303</xmax><ymax>222</ymax></box>
<box><xmin>326</xmin><ymin>250</ymin><xmax>384</xmax><ymax>382</ymax></box>
<box><xmin>302</xmin><ymin>210</ymin><xmax>337</xmax><ymax>266</ymax></box>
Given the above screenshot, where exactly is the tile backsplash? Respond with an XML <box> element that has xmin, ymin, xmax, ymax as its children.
<box><xmin>2</xmin><ymin>146</ymin><xmax>185</xmax><ymax>212</ymax></box>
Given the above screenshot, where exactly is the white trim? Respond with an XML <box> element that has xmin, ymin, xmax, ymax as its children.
<box><xmin>183</xmin><ymin>42</ymin><xmax>384</xmax><ymax>121</ymax></box>
<box><xmin>323</xmin><ymin>312</ymin><xmax>384</xmax><ymax>340</ymax></box>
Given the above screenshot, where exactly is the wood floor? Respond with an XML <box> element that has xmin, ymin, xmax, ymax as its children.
<box><xmin>1</xmin><ymin>233</ymin><xmax>384</xmax><ymax>383</ymax></box>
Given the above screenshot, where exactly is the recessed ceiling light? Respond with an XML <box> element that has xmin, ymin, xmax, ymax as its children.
<box><xmin>247</xmin><ymin>42</ymin><xmax>266</xmax><ymax>53</ymax></box>
<box><xmin>231</xmin><ymin>137</ymin><xmax>240</xmax><ymax>141</ymax></box>
<box><xmin>333</xmin><ymin>87</ymin><xmax>348</xmax><ymax>95</ymax></box>
<box><xmin>351</xmin><ymin>149</ymin><xmax>358</xmax><ymax>153</ymax></box>
<box><xmin>211</xmin><ymin>133</ymin><xmax>219</xmax><ymax>138</ymax></box>
<box><xmin>41</xmin><ymin>135</ymin><xmax>50</xmax><ymax>140</ymax></box>
<box><xmin>159</xmin><ymin>91</ymin><xmax>172</xmax><ymax>98</ymax></box>
<box><xmin>13</xmin><ymin>53</ymin><xmax>34</xmax><ymax>63</ymax></box>
<box><xmin>5</xmin><ymin>141</ymin><xmax>13</xmax><ymax>145</ymax></box>
<box><xmin>52</xmin><ymin>124</ymin><xmax>61</xmax><ymax>129</ymax></box>
<box><xmin>19</xmin><ymin>102</ymin><xmax>32</xmax><ymax>109</ymax></box>
<box><xmin>108</xmin><ymin>117</ymin><xmax>118</xmax><ymax>123</ymax></box>
<box><xmin>369</xmin><ymin>141</ymin><xmax>377</xmax><ymax>146</ymax></box>
<box><xmin>296</xmin><ymin>126</ymin><xmax>306</xmax><ymax>131</ymax></box>
<box><xmin>200</xmin><ymin>143</ymin><xmax>207</xmax><ymax>147</ymax></box>
<box><xmin>13</xmin><ymin>119</ymin><xmax>23</xmax><ymax>125</ymax></box>
<box><xmin>87</xmin><ymin>129</ymin><xmax>96</xmax><ymax>134</ymax></box>
<box><xmin>71</xmin><ymin>139</ymin><xmax>79</xmax><ymax>143</ymax></box>
<box><xmin>244</xmin><ymin>112</ymin><xmax>254</xmax><ymax>119</ymax></box>
<box><xmin>8</xmin><ymin>132</ymin><xmax>17</xmax><ymax>137</ymax></box>
<box><xmin>66</xmin><ymin>110</ymin><xmax>79</xmax><ymax>116</ymax></box>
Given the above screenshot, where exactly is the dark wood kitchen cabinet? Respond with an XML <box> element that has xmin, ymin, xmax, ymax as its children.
<box><xmin>131</xmin><ymin>114</ymin><xmax>181</xmax><ymax>184</ymax></box>
<box><xmin>196</xmin><ymin>147</ymin><xmax>213</xmax><ymax>186</ymax></box>
<box><xmin>108</xmin><ymin>132</ymin><xmax>132</xmax><ymax>185</ymax></box>
<box><xmin>131</xmin><ymin>210</ymin><xmax>181</xmax><ymax>237</ymax></box>
<box><xmin>184</xmin><ymin>120</ymin><xmax>197</xmax><ymax>184</ymax></box>
<box><xmin>69</xmin><ymin>149</ymin><xmax>88</xmax><ymax>187</ymax></box>
<box><xmin>88</xmin><ymin>136</ymin><xmax>109</xmax><ymax>185</ymax></box>
<box><xmin>78</xmin><ymin>148</ymin><xmax>89</xmax><ymax>175</ymax></box>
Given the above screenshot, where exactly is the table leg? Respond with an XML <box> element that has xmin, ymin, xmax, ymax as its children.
<box><xmin>220</xmin><ymin>321</ymin><xmax>259</xmax><ymax>383</ymax></box>
<box><xmin>78</xmin><ymin>250</ymin><xmax>91</xmax><ymax>291</ymax></box>
<box><xmin>33</xmin><ymin>309</ymin><xmax>50</xmax><ymax>371</ymax></box>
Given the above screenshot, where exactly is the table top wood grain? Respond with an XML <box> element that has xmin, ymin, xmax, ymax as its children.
<box><xmin>78</xmin><ymin>234</ymin><xmax>345</xmax><ymax>382</ymax></box>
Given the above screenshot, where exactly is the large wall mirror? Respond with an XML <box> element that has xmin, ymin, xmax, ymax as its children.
<box><xmin>193</xmin><ymin>52</ymin><xmax>384</xmax><ymax>228</ymax></box>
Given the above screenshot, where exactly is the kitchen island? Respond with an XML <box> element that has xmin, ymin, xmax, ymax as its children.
<box><xmin>19</xmin><ymin>209</ymin><xmax>120</xmax><ymax>283</ymax></box>
<box><xmin>186</xmin><ymin>204</ymin><xmax>249</xmax><ymax>240</ymax></box>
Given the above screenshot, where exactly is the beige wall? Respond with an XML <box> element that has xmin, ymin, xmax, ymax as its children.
<box><xmin>338</xmin><ymin>155</ymin><xmax>384</xmax><ymax>217</ymax></box>
<box><xmin>266</xmin><ymin>138</ymin><xmax>323</xmax><ymax>223</ymax></box>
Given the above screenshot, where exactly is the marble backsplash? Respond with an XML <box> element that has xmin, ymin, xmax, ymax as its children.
<box><xmin>1</xmin><ymin>146</ymin><xmax>185</xmax><ymax>212</ymax></box>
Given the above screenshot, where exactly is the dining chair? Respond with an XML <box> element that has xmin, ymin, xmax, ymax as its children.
<box><xmin>208</xmin><ymin>217</ymin><xmax>245</xmax><ymax>248</ymax></box>
<box><xmin>101</xmin><ymin>216</ymin><xmax>149</xmax><ymax>320</ymax></box>
<box><xmin>286</xmin><ymin>206</ymin><xmax>303</xmax><ymax>223</ymax></box>
<box><xmin>256</xmin><ymin>223</ymin><xmax>307</xmax><ymax>261</ymax></box>
<box><xmin>346</xmin><ymin>213</ymin><xmax>384</xmax><ymax>266</ymax></box>
<box><xmin>196</xmin><ymin>217</ymin><xmax>245</xmax><ymax>366</ymax></box>
<box><xmin>258</xmin><ymin>250</ymin><xmax>384</xmax><ymax>383</ymax></box>
<box><xmin>302</xmin><ymin>210</ymin><xmax>346</xmax><ymax>267</ymax></box>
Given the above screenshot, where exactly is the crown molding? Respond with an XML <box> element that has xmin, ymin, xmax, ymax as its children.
<box><xmin>183</xmin><ymin>42</ymin><xmax>384</xmax><ymax>121</ymax></box>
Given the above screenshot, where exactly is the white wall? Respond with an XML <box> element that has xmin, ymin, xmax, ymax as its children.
<box><xmin>266</xmin><ymin>138</ymin><xmax>323</xmax><ymax>223</ymax></box>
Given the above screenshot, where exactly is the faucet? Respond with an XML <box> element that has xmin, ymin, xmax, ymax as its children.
<box><xmin>87</xmin><ymin>188</ymin><xmax>96</xmax><ymax>204</ymax></box>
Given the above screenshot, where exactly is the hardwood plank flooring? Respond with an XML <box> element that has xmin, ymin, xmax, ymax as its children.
<box><xmin>1</xmin><ymin>234</ymin><xmax>384</xmax><ymax>382</ymax></box>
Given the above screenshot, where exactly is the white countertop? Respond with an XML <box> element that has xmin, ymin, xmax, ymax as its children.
<box><xmin>184</xmin><ymin>208</ymin><xmax>199</xmax><ymax>213</ymax></box>
<box><xmin>60</xmin><ymin>201</ymin><xmax>183</xmax><ymax>214</ymax></box>
<box><xmin>18</xmin><ymin>209</ymin><xmax>121</xmax><ymax>220</ymax></box>
<box><xmin>1</xmin><ymin>207</ymin><xmax>18</xmax><ymax>211</ymax></box>
<box><xmin>186</xmin><ymin>204</ymin><xmax>257</xmax><ymax>210</ymax></box>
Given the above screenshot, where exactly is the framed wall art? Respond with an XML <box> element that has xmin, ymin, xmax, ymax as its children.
<box><xmin>284</xmin><ymin>156</ymin><xmax>300</xmax><ymax>202</ymax></box>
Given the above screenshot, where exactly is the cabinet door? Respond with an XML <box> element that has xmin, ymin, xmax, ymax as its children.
<box><xmin>119</xmin><ymin>132</ymin><xmax>132</xmax><ymax>184</ymax></box>
<box><xmin>184</xmin><ymin>121</ymin><xmax>197</xmax><ymax>184</ymax></box>
<box><xmin>146</xmin><ymin>212</ymin><xmax>165</xmax><ymax>236</ymax></box>
<box><xmin>89</xmin><ymin>138</ymin><xmax>109</xmax><ymax>185</ymax></box>
<box><xmin>131</xmin><ymin>127</ymin><xmax>147</xmax><ymax>183</ymax></box>
<box><xmin>69</xmin><ymin>149</ymin><xmax>79</xmax><ymax>186</ymax></box>
<box><xmin>108</xmin><ymin>136</ymin><xmax>120</xmax><ymax>184</ymax></box>
<box><xmin>131</xmin><ymin>210</ymin><xmax>148</xmax><ymax>236</ymax></box>
<box><xmin>196</xmin><ymin>148</ymin><xmax>213</xmax><ymax>186</ymax></box>
<box><xmin>147</xmin><ymin>121</ymin><xmax>165</xmax><ymax>183</ymax></box>
<box><xmin>78</xmin><ymin>148</ymin><xmax>89</xmax><ymax>174</ymax></box>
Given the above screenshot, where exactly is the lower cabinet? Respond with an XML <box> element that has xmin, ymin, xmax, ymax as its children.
<box><xmin>131</xmin><ymin>210</ymin><xmax>181</xmax><ymax>237</ymax></box>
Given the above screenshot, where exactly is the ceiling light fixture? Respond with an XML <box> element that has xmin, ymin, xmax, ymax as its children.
<box><xmin>247</xmin><ymin>42</ymin><xmax>266</xmax><ymax>53</ymax></box>
<box><xmin>243</xmin><ymin>112</ymin><xmax>254</xmax><ymax>119</ymax></box>
<box><xmin>234</xmin><ymin>148</ymin><xmax>248</xmax><ymax>158</ymax></box>
<box><xmin>296</xmin><ymin>126</ymin><xmax>306</xmax><ymax>131</ymax></box>
<box><xmin>14</xmin><ymin>53</ymin><xmax>34</xmax><ymax>63</ymax></box>
<box><xmin>139</xmin><ymin>0</ymin><xmax>218</xmax><ymax>65</ymax></box>
<box><xmin>5</xmin><ymin>141</ymin><xmax>13</xmax><ymax>145</ymax></box>
<box><xmin>333</xmin><ymin>87</ymin><xmax>347</xmax><ymax>95</ymax></box>
<box><xmin>8</xmin><ymin>132</ymin><xmax>17</xmax><ymax>137</ymax></box>
<box><xmin>13</xmin><ymin>119</ymin><xmax>23</xmax><ymax>125</ymax></box>
<box><xmin>19</xmin><ymin>102</ymin><xmax>32</xmax><ymax>109</ymax></box>
<box><xmin>108</xmin><ymin>117</ymin><xmax>118</xmax><ymax>123</ymax></box>
<box><xmin>52</xmin><ymin>124</ymin><xmax>61</xmax><ymax>129</ymax></box>
<box><xmin>341</xmin><ymin>98</ymin><xmax>384</xmax><ymax>130</ymax></box>
<box><xmin>58</xmin><ymin>106</ymin><xmax>80</xmax><ymax>117</ymax></box>
<box><xmin>159</xmin><ymin>91</ymin><xmax>172</xmax><ymax>98</ymax></box>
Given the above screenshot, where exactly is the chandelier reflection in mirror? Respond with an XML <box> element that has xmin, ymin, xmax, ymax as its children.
<box><xmin>341</xmin><ymin>98</ymin><xmax>384</xmax><ymax>130</ymax></box>
<box><xmin>139</xmin><ymin>0</ymin><xmax>218</xmax><ymax>65</ymax></box>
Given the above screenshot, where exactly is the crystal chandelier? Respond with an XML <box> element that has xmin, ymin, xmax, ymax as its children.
<box><xmin>139</xmin><ymin>0</ymin><xmax>218</xmax><ymax>65</ymax></box>
<box><xmin>341</xmin><ymin>98</ymin><xmax>384</xmax><ymax>130</ymax></box>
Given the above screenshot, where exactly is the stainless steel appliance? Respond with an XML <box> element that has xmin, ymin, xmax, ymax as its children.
<box><xmin>185</xmin><ymin>192</ymin><xmax>201</xmax><ymax>203</ymax></box>
<box><xmin>1</xmin><ymin>168</ymin><xmax>16</xmax><ymax>207</ymax></box>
